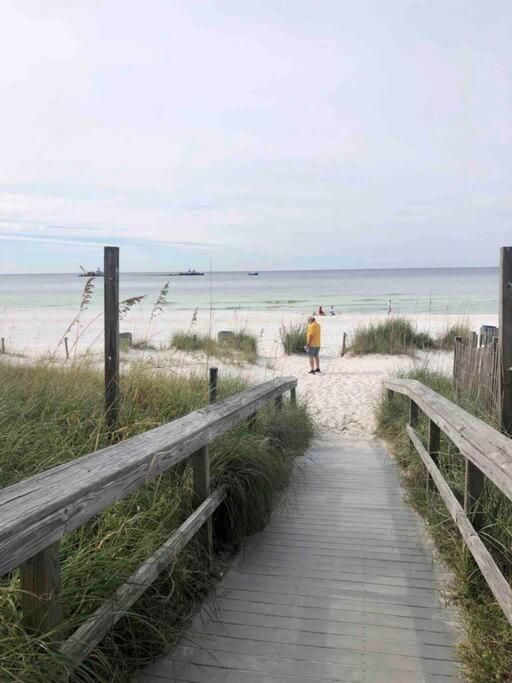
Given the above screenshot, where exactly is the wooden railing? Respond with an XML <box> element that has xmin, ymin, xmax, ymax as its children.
<box><xmin>0</xmin><ymin>375</ymin><xmax>297</xmax><ymax>669</ymax></box>
<box><xmin>384</xmin><ymin>378</ymin><xmax>512</xmax><ymax>627</ymax></box>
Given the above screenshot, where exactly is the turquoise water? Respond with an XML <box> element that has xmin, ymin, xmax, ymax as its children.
<box><xmin>0</xmin><ymin>267</ymin><xmax>499</xmax><ymax>314</ymax></box>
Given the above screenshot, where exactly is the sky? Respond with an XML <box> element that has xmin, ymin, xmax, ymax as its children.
<box><xmin>0</xmin><ymin>0</ymin><xmax>511</xmax><ymax>273</ymax></box>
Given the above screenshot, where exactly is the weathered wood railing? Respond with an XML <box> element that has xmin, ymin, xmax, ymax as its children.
<box><xmin>385</xmin><ymin>378</ymin><xmax>512</xmax><ymax>626</ymax></box>
<box><xmin>0</xmin><ymin>375</ymin><xmax>297</xmax><ymax>669</ymax></box>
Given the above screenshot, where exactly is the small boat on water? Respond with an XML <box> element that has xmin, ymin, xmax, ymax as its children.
<box><xmin>169</xmin><ymin>269</ymin><xmax>205</xmax><ymax>276</ymax></box>
<box><xmin>79</xmin><ymin>266</ymin><xmax>104</xmax><ymax>277</ymax></box>
<box><xmin>248</xmin><ymin>271</ymin><xmax>259</xmax><ymax>276</ymax></box>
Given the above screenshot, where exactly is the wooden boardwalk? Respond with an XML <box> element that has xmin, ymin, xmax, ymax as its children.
<box><xmin>138</xmin><ymin>438</ymin><xmax>461</xmax><ymax>682</ymax></box>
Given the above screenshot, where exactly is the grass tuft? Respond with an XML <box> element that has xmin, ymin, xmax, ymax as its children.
<box><xmin>171</xmin><ymin>330</ymin><xmax>258</xmax><ymax>364</ymax></box>
<box><xmin>0</xmin><ymin>361</ymin><xmax>313</xmax><ymax>681</ymax></box>
<box><xmin>349</xmin><ymin>317</ymin><xmax>435</xmax><ymax>355</ymax></box>
<box><xmin>279</xmin><ymin>321</ymin><xmax>307</xmax><ymax>354</ymax></box>
<box><xmin>376</xmin><ymin>367</ymin><xmax>512</xmax><ymax>682</ymax></box>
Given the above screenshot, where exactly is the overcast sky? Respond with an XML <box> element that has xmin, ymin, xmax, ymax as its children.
<box><xmin>0</xmin><ymin>1</ymin><xmax>510</xmax><ymax>272</ymax></box>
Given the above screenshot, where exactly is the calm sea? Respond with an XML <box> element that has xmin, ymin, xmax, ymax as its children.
<box><xmin>0</xmin><ymin>267</ymin><xmax>499</xmax><ymax>315</ymax></box>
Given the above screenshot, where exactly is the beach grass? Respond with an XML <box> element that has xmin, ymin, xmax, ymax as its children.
<box><xmin>279</xmin><ymin>321</ymin><xmax>308</xmax><ymax>354</ymax></box>
<box><xmin>437</xmin><ymin>321</ymin><xmax>473</xmax><ymax>349</ymax></box>
<box><xmin>171</xmin><ymin>330</ymin><xmax>258</xmax><ymax>364</ymax></box>
<box><xmin>349</xmin><ymin>316</ymin><xmax>436</xmax><ymax>355</ymax></box>
<box><xmin>0</xmin><ymin>361</ymin><xmax>313</xmax><ymax>681</ymax></box>
<box><xmin>376</xmin><ymin>368</ymin><xmax>512</xmax><ymax>682</ymax></box>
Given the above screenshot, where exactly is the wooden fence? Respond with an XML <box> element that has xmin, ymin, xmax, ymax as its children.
<box><xmin>385</xmin><ymin>378</ymin><xmax>512</xmax><ymax>627</ymax></box>
<box><xmin>0</xmin><ymin>375</ymin><xmax>297</xmax><ymax>670</ymax></box>
<box><xmin>453</xmin><ymin>335</ymin><xmax>500</xmax><ymax>419</ymax></box>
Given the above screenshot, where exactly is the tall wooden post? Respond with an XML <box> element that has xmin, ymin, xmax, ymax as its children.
<box><xmin>499</xmin><ymin>246</ymin><xmax>512</xmax><ymax>435</ymax></box>
<box><xmin>209</xmin><ymin>367</ymin><xmax>218</xmax><ymax>403</ymax></box>
<box><xmin>104</xmin><ymin>247</ymin><xmax>120</xmax><ymax>432</ymax></box>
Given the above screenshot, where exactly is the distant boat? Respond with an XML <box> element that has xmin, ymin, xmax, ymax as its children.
<box><xmin>169</xmin><ymin>268</ymin><xmax>205</xmax><ymax>276</ymax></box>
<box><xmin>248</xmin><ymin>271</ymin><xmax>259</xmax><ymax>276</ymax></box>
<box><xmin>79</xmin><ymin>265</ymin><xmax>104</xmax><ymax>277</ymax></box>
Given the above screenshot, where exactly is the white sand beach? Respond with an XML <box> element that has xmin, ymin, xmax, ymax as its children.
<box><xmin>0</xmin><ymin>308</ymin><xmax>497</xmax><ymax>439</ymax></box>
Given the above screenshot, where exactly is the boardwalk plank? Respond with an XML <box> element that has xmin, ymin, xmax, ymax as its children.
<box><xmin>137</xmin><ymin>439</ymin><xmax>461</xmax><ymax>682</ymax></box>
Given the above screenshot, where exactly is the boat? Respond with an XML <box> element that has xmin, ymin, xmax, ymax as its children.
<box><xmin>79</xmin><ymin>266</ymin><xmax>104</xmax><ymax>277</ymax></box>
<box><xmin>248</xmin><ymin>271</ymin><xmax>259</xmax><ymax>276</ymax></box>
<box><xmin>169</xmin><ymin>269</ymin><xmax>205</xmax><ymax>276</ymax></box>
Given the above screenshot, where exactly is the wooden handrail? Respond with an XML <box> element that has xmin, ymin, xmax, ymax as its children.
<box><xmin>0</xmin><ymin>375</ymin><xmax>297</xmax><ymax>665</ymax></box>
<box><xmin>385</xmin><ymin>378</ymin><xmax>512</xmax><ymax>500</ymax></box>
<box><xmin>384</xmin><ymin>378</ymin><xmax>512</xmax><ymax>627</ymax></box>
<box><xmin>0</xmin><ymin>376</ymin><xmax>296</xmax><ymax>576</ymax></box>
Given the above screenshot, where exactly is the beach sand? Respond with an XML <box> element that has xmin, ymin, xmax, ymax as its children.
<box><xmin>0</xmin><ymin>307</ymin><xmax>494</xmax><ymax>439</ymax></box>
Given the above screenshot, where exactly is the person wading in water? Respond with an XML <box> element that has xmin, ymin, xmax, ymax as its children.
<box><xmin>306</xmin><ymin>316</ymin><xmax>321</xmax><ymax>374</ymax></box>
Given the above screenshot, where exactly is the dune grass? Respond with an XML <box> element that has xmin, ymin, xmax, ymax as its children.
<box><xmin>376</xmin><ymin>368</ymin><xmax>512</xmax><ymax>682</ymax></box>
<box><xmin>0</xmin><ymin>361</ymin><xmax>313</xmax><ymax>681</ymax></box>
<box><xmin>348</xmin><ymin>317</ymin><xmax>477</xmax><ymax>355</ymax></box>
<box><xmin>171</xmin><ymin>330</ymin><xmax>258</xmax><ymax>364</ymax></box>
<box><xmin>349</xmin><ymin>316</ymin><xmax>435</xmax><ymax>355</ymax></box>
<box><xmin>437</xmin><ymin>321</ymin><xmax>473</xmax><ymax>349</ymax></box>
<box><xmin>279</xmin><ymin>321</ymin><xmax>308</xmax><ymax>354</ymax></box>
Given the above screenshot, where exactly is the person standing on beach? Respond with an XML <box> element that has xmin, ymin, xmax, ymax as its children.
<box><xmin>306</xmin><ymin>316</ymin><xmax>321</xmax><ymax>374</ymax></box>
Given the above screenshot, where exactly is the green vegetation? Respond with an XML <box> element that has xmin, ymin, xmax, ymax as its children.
<box><xmin>376</xmin><ymin>368</ymin><xmax>512</xmax><ymax>682</ymax></box>
<box><xmin>171</xmin><ymin>330</ymin><xmax>258</xmax><ymax>364</ymax></box>
<box><xmin>437</xmin><ymin>321</ymin><xmax>473</xmax><ymax>349</ymax></box>
<box><xmin>0</xmin><ymin>362</ymin><xmax>313</xmax><ymax>681</ymax></box>
<box><xmin>348</xmin><ymin>317</ymin><xmax>476</xmax><ymax>355</ymax></box>
<box><xmin>279</xmin><ymin>321</ymin><xmax>307</xmax><ymax>354</ymax></box>
<box><xmin>349</xmin><ymin>317</ymin><xmax>435</xmax><ymax>355</ymax></box>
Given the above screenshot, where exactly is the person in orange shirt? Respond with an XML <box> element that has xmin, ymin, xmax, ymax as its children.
<box><xmin>306</xmin><ymin>316</ymin><xmax>321</xmax><ymax>374</ymax></box>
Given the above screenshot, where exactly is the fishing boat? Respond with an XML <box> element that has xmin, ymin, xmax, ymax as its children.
<box><xmin>169</xmin><ymin>269</ymin><xmax>205</xmax><ymax>276</ymax></box>
<box><xmin>248</xmin><ymin>271</ymin><xmax>259</xmax><ymax>276</ymax></box>
<box><xmin>79</xmin><ymin>266</ymin><xmax>104</xmax><ymax>277</ymax></box>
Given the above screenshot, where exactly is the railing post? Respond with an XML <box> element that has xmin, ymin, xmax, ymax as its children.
<box><xmin>464</xmin><ymin>460</ymin><xmax>485</xmax><ymax>531</ymax></box>
<box><xmin>20</xmin><ymin>542</ymin><xmax>62</xmax><ymax>635</ymax></box>
<box><xmin>209</xmin><ymin>367</ymin><xmax>218</xmax><ymax>403</ymax></box>
<box><xmin>409</xmin><ymin>398</ymin><xmax>418</xmax><ymax>427</ymax></box>
<box><xmin>290</xmin><ymin>387</ymin><xmax>297</xmax><ymax>406</ymax></box>
<box><xmin>387</xmin><ymin>388</ymin><xmax>394</xmax><ymax>402</ymax></box>
<box><xmin>192</xmin><ymin>446</ymin><xmax>213</xmax><ymax>562</ymax></box>
<box><xmin>275</xmin><ymin>394</ymin><xmax>283</xmax><ymax>411</ymax></box>
<box><xmin>64</xmin><ymin>336</ymin><xmax>69</xmax><ymax>360</ymax></box>
<box><xmin>426</xmin><ymin>418</ymin><xmax>440</xmax><ymax>491</ymax></box>
<box><xmin>1</xmin><ymin>337</ymin><xmax>5</xmax><ymax>354</ymax></box>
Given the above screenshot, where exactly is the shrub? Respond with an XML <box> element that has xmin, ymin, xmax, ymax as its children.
<box><xmin>376</xmin><ymin>367</ymin><xmax>512</xmax><ymax>681</ymax></box>
<box><xmin>279</xmin><ymin>321</ymin><xmax>307</xmax><ymax>354</ymax></box>
<box><xmin>0</xmin><ymin>362</ymin><xmax>312</xmax><ymax>681</ymax></box>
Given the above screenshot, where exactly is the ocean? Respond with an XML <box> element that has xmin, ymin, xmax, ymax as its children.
<box><xmin>0</xmin><ymin>267</ymin><xmax>499</xmax><ymax>315</ymax></box>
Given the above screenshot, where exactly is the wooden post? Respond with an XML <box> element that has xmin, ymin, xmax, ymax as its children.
<box><xmin>499</xmin><ymin>246</ymin><xmax>512</xmax><ymax>435</ymax></box>
<box><xmin>341</xmin><ymin>332</ymin><xmax>347</xmax><ymax>357</ymax></box>
<box><xmin>464</xmin><ymin>459</ymin><xmax>485</xmax><ymax>531</ymax></box>
<box><xmin>192</xmin><ymin>446</ymin><xmax>213</xmax><ymax>561</ymax></box>
<box><xmin>209</xmin><ymin>367</ymin><xmax>218</xmax><ymax>403</ymax></box>
<box><xmin>471</xmin><ymin>331</ymin><xmax>478</xmax><ymax>348</ymax></box>
<box><xmin>453</xmin><ymin>336</ymin><xmax>462</xmax><ymax>390</ymax></box>
<box><xmin>290</xmin><ymin>387</ymin><xmax>297</xmax><ymax>406</ymax></box>
<box><xmin>104</xmin><ymin>246</ymin><xmax>120</xmax><ymax>432</ymax></box>
<box><xmin>248</xmin><ymin>412</ymin><xmax>257</xmax><ymax>431</ymax></box>
<box><xmin>427</xmin><ymin>418</ymin><xmax>440</xmax><ymax>491</ymax></box>
<box><xmin>387</xmin><ymin>388</ymin><xmax>394</xmax><ymax>402</ymax></box>
<box><xmin>1</xmin><ymin>337</ymin><xmax>4</xmax><ymax>354</ymax></box>
<box><xmin>20</xmin><ymin>542</ymin><xmax>61</xmax><ymax>634</ymax></box>
<box><xmin>64</xmin><ymin>337</ymin><xmax>69</xmax><ymax>360</ymax></box>
<box><xmin>275</xmin><ymin>394</ymin><xmax>283</xmax><ymax>411</ymax></box>
<box><xmin>409</xmin><ymin>398</ymin><xmax>418</xmax><ymax>427</ymax></box>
